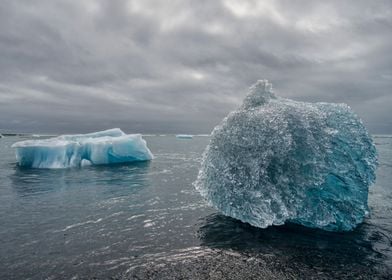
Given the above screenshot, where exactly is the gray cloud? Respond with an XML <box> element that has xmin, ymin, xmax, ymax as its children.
<box><xmin>0</xmin><ymin>0</ymin><xmax>391</xmax><ymax>134</ymax></box>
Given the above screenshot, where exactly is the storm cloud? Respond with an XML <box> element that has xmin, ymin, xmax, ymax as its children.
<box><xmin>0</xmin><ymin>0</ymin><xmax>391</xmax><ymax>134</ymax></box>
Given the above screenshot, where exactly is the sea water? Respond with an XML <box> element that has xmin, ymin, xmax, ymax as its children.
<box><xmin>0</xmin><ymin>135</ymin><xmax>391</xmax><ymax>279</ymax></box>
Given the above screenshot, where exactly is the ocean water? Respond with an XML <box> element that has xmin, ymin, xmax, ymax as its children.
<box><xmin>0</xmin><ymin>135</ymin><xmax>391</xmax><ymax>279</ymax></box>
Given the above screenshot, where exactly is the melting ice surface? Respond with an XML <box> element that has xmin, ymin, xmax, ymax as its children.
<box><xmin>176</xmin><ymin>134</ymin><xmax>194</xmax><ymax>139</ymax></box>
<box><xmin>195</xmin><ymin>80</ymin><xmax>378</xmax><ymax>232</ymax></box>
<box><xmin>11</xmin><ymin>128</ymin><xmax>153</xmax><ymax>169</ymax></box>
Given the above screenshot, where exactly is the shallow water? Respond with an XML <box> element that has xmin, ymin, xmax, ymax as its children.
<box><xmin>0</xmin><ymin>135</ymin><xmax>391</xmax><ymax>279</ymax></box>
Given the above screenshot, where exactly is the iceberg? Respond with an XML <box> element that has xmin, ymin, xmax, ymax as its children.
<box><xmin>176</xmin><ymin>134</ymin><xmax>193</xmax><ymax>139</ymax></box>
<box><xmin>12</xmin><ymin>128</ymin><xmax>153</xmax><ymax>169</ymax></box>
<box><xmin>195</xmin><ymin>80</ymin><xmax>377</xmax><ymax>231</ymax></box>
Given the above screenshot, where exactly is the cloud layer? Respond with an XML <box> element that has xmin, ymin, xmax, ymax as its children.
<box><xmin>1</xmin><ymin>0</ymin><xmax>391</xmax><ymax>133</ymax></box>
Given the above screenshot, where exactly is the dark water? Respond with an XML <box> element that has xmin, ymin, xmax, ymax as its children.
<box><xmin>0</xmin><ymin>135</ymin><xmax>391</xmax><ymax>279</ymax></box>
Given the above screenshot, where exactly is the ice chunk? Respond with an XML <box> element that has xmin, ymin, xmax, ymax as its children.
<box><xmin>195</xmin><ymin>80</ymin><xmax>377</xmax><ymax>231</ymax></box>
<box><xmin>176</xmin><ymin>134</ymin><xmax>193</xmax><ymax>139</ymax></box>
<box><xmin>12</xmin><ymin>128</ymin><xmax>153</xmax><ymax>169</ymax></box>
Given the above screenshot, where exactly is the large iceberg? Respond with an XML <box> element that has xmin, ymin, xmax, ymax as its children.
<box><xmin>195</xmin><ymin>80</ymin><xmax>377</xmax><ymax>231</ymax></box>
<box><xmin>12</xmin><ymin>128</ymin><xmax>153</xmax><ymax>169</ymax></box>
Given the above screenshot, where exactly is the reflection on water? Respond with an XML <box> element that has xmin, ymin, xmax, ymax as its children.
<box><xmin>10</xmin><ymin>161</ymin><xmax>151</xmax><ymax>197</ymax></box>
<box><xmin>0</xmin><ymin>135</ymin><xmax>392</xmax><ymax>279</ymax></box>
<box><xmin>199</xmin><ymin>213</ymin><xmax>381</xmax><ymax>261</ymax></box>
<box><xmin>197</xmin><ymin>213</ymin><xmax>390</xmax><ymax>277</ymax></box>
<box><xmin>0</xmin><ymin>136</ymin><xmax>213</xmax><ymax>279</ymax></box>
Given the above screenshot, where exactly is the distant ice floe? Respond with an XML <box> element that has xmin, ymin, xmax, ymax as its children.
<box><xmin>373</xmin><ymin>135</ymin><xmax>392</xmax><ymax>138</ymax></box>
<box><xmin>12</xmin><ymin>128</ymin><xmax>153</xmax><ymax>169</ymax></box>
<box><xmin>176</xmin><ymin>134</ymin><xmax>193</xmax><ymax>139</ymax></box>
<box><xmin>195</xmin><ymin>80</ymin><xmax>377</xmax><ymax>232</ymax></box>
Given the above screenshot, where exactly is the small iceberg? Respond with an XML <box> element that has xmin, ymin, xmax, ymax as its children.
<box><xmin>176</xmin><ymin>134</ymin><xmax>193</xmax><ymax>139</ymax></box>
<box><xmin>12</xmin><ymin>128</ymin><xmax>153</xmax><ymax>169</ymax></box>
<box><xmin>195</xmin><ymin>80</ymin><xmax>377</xmax><ymax>232</ymax></box>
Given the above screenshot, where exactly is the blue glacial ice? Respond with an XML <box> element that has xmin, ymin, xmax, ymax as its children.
<box><xmin>176</xmin><ymin>134</ymin><xmax>193</xmax><ymax>139</ymax></box>
<box><xmin>12</xmin><ymin>128</ymin><xmax>153</xmax><ymax>169</ymax></box>
<box><xmin>195</xmin><ymin>80</ymin><xmax>377</xmax><ymax>231</ymax></box>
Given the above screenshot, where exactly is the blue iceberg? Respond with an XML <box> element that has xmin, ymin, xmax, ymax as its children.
<box><xmin>12</xmin><ymin>128</ymin><xmax>153</xmax><ymax>169</ymax></box>
<box><xmin>195</xmin><ymin>80</ymin><xmax>377</xmax><ymax>231</ymax></box>
<box><xmin>176</xmin><ymin>134</ymin><xmax>193</xmax><ymax>139</ymax></box>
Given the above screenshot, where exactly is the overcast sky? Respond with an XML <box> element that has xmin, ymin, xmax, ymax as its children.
<box><xmin>0</xmin><ymin>0</ymin><xmax>391</xmax><ymax>134</ymax></box>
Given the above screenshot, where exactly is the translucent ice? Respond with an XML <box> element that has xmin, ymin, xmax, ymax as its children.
<box><xmin>195</xmin><ymin>80</ymin><xmax>377</xmax><ymax>231</ymax></box>
<box><xmin>12</xmin><ymin>128</ymin><xmax>153</xmax><ymax>169</ymax></box>
<box><xmin>176</xmin><ymin>134</ymin><xmax>193</xmax><ymax>139</ymax></box>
